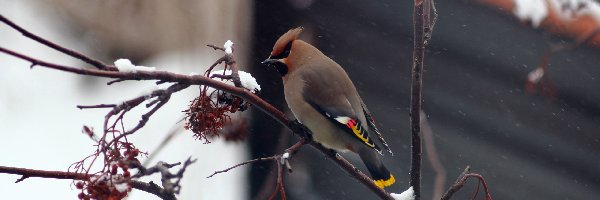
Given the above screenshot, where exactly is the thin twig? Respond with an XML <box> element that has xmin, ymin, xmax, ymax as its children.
<box><xmin>207</xmin><ymin>156</ymin><xmax>278</xmax><ymax>178</ymax></box>
<box><xmin>208</xmin><ymin>139</ymin><xmax>306</xmax><ymax>178</ymax></box>
<box><xmin>131</xmin><ymin>181</ymin><xmax>177</xmax><ymax>200</ymax></box>
<box><xmin>441</xmin><ymin>166</ymin><xmax>493</xmax><ymax>200</ymax></box>
<box><xmin>207</xmin><ymin>44</ymin><xmax>225</xmax><ymax>51</ymax></box>
<box><xmin>103</xmin><ymin>84</ymin><xmax>189</xmax><ymax>148</ymax></box>
<box><xmin>210</xmin><ymin>74</ymin><xmax>233</xmax><ymax>79</ymax></box>
<box><xmin>204</xmin><ymin>56</ymin><xmax>226</xmax><ymax>76</ymax></box>
<box><xmin>107</xmin><ymin>78</ymin><xmax>128</xmax><ymax>85</ymax></box>
<box><xmin>0</xmin><ymin>14</ymin><xmax>113</xmax><ymax>71</ymax></box>
<box><xmin>131</xmin><ymin>157</ymin><xmax>197</xmax><ymax>194</ymax></box>
<box><xmin>441</xmin><ymin>166</ymin><xmax>470</xmax><ymax>200</ymax></box>
<box><xmin>77</xmin><ymin>104</ymin><xmax>117</xmax><ymax>109</ymax></box>
<box><xmin>225</xmin><ymin>54</ymin><xmax>242</xmax><ymax>87</ymax></box>
<box><xmin>268</xmin><ymin>160</ymin><xmax>287</xmax><ymax>200</ymax></box>
<box><xmin>254</xmin><ymin>127</ymin><xmax>292</xmax><ymax>200</ymax></box>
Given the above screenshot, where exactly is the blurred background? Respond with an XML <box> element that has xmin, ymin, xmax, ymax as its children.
<box><xmin>1</xmin><ymin>0</ymin><xmax>599</xmax><ymax>199</ymax></box>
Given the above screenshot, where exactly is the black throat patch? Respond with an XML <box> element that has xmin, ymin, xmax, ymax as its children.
<box><xmin>273</xmin><ymin>61</ymin><xmax>288</xmax><ymax>76</ymax></box>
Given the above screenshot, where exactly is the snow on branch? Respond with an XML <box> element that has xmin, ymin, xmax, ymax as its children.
<box><xmin>390</xmin><ymin>187</ymin><xmax>415</xmax><ymax>200</ymax></box>
<box><xmin>114</xmin><ymin>58</ymin><xmax>156</xmax><ymax>72</ymax></box>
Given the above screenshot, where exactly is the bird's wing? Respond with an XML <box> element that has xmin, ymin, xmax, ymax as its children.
<box><xmin>300</xmin><ymin>67</ymin><xmax>381</xmax><ymax>153</ymax></box>
<box><xmin>361</xmin><ymin>103</ymin><xmax>394</xmax><ymax>155</ymax></box>
<box><xmin>307</xmin><ymin>100</ymin><xmax>382</xmax><ymax>153</ymax></box>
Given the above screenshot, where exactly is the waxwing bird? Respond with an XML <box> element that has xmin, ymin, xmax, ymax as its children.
<box><xmin>262</xmin><ymin>27</ymin><xmax>395</xmax><ymax>188</ymax></box>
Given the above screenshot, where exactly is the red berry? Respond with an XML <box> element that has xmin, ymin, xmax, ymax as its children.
<box><xmin>78</xmin><ymin>192</ymin><xmax>85</xmax><ymax>199</ymax></box>
<box><xmin>111</xmin><ymin>165</ymin><xmax>118</xmax><ymax>175</ymax></box>
<box><xmin>75</xmin><ymin>182</ymin><xmax>84</xmax><ymax>189</ymax></box>
<box><xmin>131</xmin><ymin>149</ymin><xmax>139</xmax><ymax>157</ymax></box>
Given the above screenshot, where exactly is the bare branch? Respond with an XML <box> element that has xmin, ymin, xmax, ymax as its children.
<box><xmin>208</xmin><ymin>139</ymin><xmax>306</xmax><ymax>178</ymax></box>
<box><xmin>77</xmin><ymin>104</ymin><xmax>117</xmax><ymax>109</ymax></box>
<box><xmin>0</xmin><ymin>14</ymin><xmax>113</xmax><ymax>71</ymax></box>
<box><xmin>131</xmin><ymin>181</ymin><xmax>177</xmax><ymax>200</ymax></box>
<box><xmin>225</xmin><ymin>54</ymin><xmax>242</xmax><ymax>88</ymax></box>
<box><xmin>268</xmin><ymin>160</ymin><xmax>287</xmax><ymax>200</ymax></box>
<box><xmin>409</xmin><ymin>0</ymin><xmax>430</xmax><ymax>199</ymax></box>
<box><xmin>441</xmin><ymin>166</ymin><xmax>493</xmax><ymax>200</ymax></box>
<box><xmin>130</xmin><ymin>157</ymin><xmax>197</xmax><ymax>194</ymax></box>
<box><xmin>206</xmin><ymin>44</ymin><xmax>226</xmax><ymax>51</ymax></box>
<box><xmin>207</xmin><ymin>156</ymin><xmax>278</xmax><ymax>178</ymax></box>
<box><xmin>0</xmin><ymin>165</ymin><xmax>178</xmax><ymax>200</ymax></box>
<box><xmin>441</xmin><ymin>166</ymin><xmax>471</xmax><ymax>200</ymax></box>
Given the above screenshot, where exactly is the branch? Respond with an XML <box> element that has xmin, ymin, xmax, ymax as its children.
<box><xmin>409</xmin><ymin>0</ymin><xmax>429</xmax><ymax>199</ymax></box>
<box><xmin>0</xmin><ymin>14</ymin><xmax>113</xmax><ymax>71</ymax></box>
<box><xmin>77</xmin><ymin>104</ymin><xmax>117</xmax><ymax>109</ymax></box>
<box><xmin>103</xmin><ymin>83</ymin><xmax>189</xmax><ymax>146</ymax></box>
<box><xmin>207</xmin><ymin>138</ymin><xmax>305</xmax><ymax>178</ymax></box>
<box><xmin>206</xmin><ymin>44</ymin><xmax>225</xmax><ymax>51</ymax></box>
<box><xmin>131</xmin><ymin>181</ymin><xmax>177</xmax><ymax>200</ymax></box>
<box><xmin>254</xmin><ymin>127</ymin><xmax>292</xmax><ymax>200</ymax></box>
<box><xmin>206</xmin><ymin>156</ymin><xmax>278</xmax><ymax>178</ymax></box>
<box><xmin>0</xmin><ymin>166</ymin><xmax>176</xmax><ymax>200</ymax></box>
<box><xmin>209</xmin><ymin>139</ymin><xmax>306</xmax><ymax>200</ymax></box>
<box><xmin>441</xmin><ymin>166</ymin><xmax>493</xmax><ymax>200</ymax></box>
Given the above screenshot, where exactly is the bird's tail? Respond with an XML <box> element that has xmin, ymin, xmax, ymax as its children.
<box><xmin>359</xmin><ymin>149</ymin><xmax>395</xmax><ymax>188</ymax></box>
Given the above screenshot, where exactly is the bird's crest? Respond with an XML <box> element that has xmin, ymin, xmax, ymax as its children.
<box><xmin>271</xmin><ymin>27</ymin><xmax>303</xmax><ymax>58</ymax></box>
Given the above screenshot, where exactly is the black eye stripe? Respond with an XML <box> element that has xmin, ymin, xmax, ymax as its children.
<box><xmin>271</xmin><ymin>41</ymin><xmax>293</xmax><ymax>59</ymax></box>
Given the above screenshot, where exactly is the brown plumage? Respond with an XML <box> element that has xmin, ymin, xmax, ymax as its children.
<box><xmin>262</xmin><ymin>27</ymin><xmax>395</xmax><ymax>188</ymax></box>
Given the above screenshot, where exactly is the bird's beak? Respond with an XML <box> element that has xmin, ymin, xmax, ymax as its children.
<box><xmin>261</xmin><ymin>57</ymin><xmax>278</xmax><ymax>65</ymax></box>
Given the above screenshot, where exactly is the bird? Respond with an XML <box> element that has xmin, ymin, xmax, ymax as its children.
<box><xmin>262</xmin><ymin>27</ymin><xmax>395</xmax><ymax>188</ymax></box>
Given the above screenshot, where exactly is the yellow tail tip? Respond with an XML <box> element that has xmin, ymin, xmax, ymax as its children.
<box><xmin>374</xmin><ymin>174</ymin><xmax>395</xmax><ymax>188</ymax></box>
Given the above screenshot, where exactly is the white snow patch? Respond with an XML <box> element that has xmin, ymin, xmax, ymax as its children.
<box><xmin>390</xmin><ymin>186</ymin><xmax>415</xmax><ymax>200</ymax></box>
<box><xmin>514</xmin><ymin>0</ymin><xmax>600</xmax><ymax>27</ymax></box>
<box><xmin>91</xmin><ymin>174</ymin><xmax>107</xmax><ymax>181</ymax></box>
<box><xmin>548</xmin><ymin>0</ymin><xmax>600</xmax><ymax>22</ymax></box>
<box><xmin>237</xmin><ymin>71</ymin><xmax>261</xmax><ymax>92</ymax></box>
<box><xmin>210</xmin><ymin>69</ymin><xmax>261</xmax><ymax>92</ymax></box>
<box><xmin>224</xmin><ymin>40</ymin><xmax>234</xmax><ymax>54</ymax></box>
<box><xmin>206</xmin><ymin>69</ymin><xmax>260</xmax><ymax>102</ymax></box>
<box><xmin>114</xmin><ymin>58</ymin><xmax>156</xmax><ymax>72</ymax></box>
<box><xmin>281</xmin><ymin>152</ymin><xmax>290</xmax><ymax>165</ymax></box>
<box><xmin>514</xmin><ymin>0</ymin><xmax>549</xmax><ymax>27</ymax></box>
<box><xmin>114</xmin><ymin>182</ymin><xmax>130</xmax><ymax>193</ymax></box>
<box><xmin>528</xmin><ymin>67</ymin><xmax>545</xmax><ymax>83</ymax></box>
